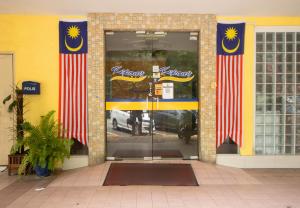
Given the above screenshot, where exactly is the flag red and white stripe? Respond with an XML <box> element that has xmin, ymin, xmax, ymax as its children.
<box><xmin>216</xmin><ymin>55</ymin><xmax>243</xmax><ymax>147</ymax></box>
<box><xmin>59</xmin><ymin>53</ymin><xmax>88</xmax><ymax>145</ymax></box>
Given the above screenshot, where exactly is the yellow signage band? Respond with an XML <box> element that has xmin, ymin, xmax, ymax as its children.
<box><xmin>106</xmin><ymin>101</ymin><xmax>199</xmax><ymax>110</ymax></box>
<box><xmin>158</xmin><ymin>75</ymin><xmax>194</xmax><ymax>82</ymax></box>
<box><xmin>110</xmin><ymin>76</ymin><xmax>147</xmax><ymax>82</ymax></box>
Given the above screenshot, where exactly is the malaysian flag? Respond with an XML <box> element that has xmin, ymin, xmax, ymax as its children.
<box><xmin>216</xmin><ymin>23</ymin><xmax>245</xmax><ymax>147</ymax></box>
<box><xmin>59</xmin><ymin>21</ymin><xmax>88</xmax><ymax>145</ymax></box>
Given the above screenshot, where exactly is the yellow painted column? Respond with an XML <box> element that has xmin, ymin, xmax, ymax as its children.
<box><xmin>240</xmin><ymin>23</ymin><xmax>255</xmax><ymax>155</ymax></box>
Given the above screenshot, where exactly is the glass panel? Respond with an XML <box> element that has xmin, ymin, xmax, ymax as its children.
<box><xmin>266</xmin><ymin>95</ymin><xmax>274</xmax><ymax>105</ymax></box>
<box><xmin>256</xmin><ymin>43</ymin><xmax>265</xmax><ymax>52</ymax></box>
<box><xmin>255</xmin><ymin>31</ymin><xmax>299</xmax><ymax>156</ymax></box>
<box><xmin>297</xmin><ymin>44</ymin><xmax>300</xmax><ymax>52</ymax></box>
<box><xmin>256</xmin><ymin>125</ymin><xmax>264</xmax><ymax>135</ymax></box>
<box><xmin>265</xmin><ymin>115</ymin><xmax>274</xmax><ymax>124</ymax></box>
<box><xmin>256</xmin><ymin>33</ymin><xmax>265</xmax><ymax>42</ymax></box>
<box><xmin>297</xmin><ymin>53</ymin><xmax>300</xmax><ymax>62</ymax></box>
<box><xmin>286</xmin><ymin>84</ymin><xmax>295</xmax><ymax>94</ymax></box>
<box><xmin>105</xmin><ymin>31</ymin><xmax>153</xmax><ymax>158</ymax></box>
<box><xmin>296</xmin><ymin>135</ymin><xmax>300</xmax><ymax>145</ymax></box>
<box><xmin>256</xmin><ymin>135</ymin><xmax>264</xmax><ymax>146</ymax></box>
<box><xmin>297</xmin><ymin>105</ymin><xmax>300</xmax><ymax>114</ymax></box>
<box><xmin>286</xmin><ymin>74</ymin><xmax>294</xmax><ymax>83</ymax></box>
<box><xmin>286</xmin><ymin>63</ymin><xmax>295</xmax><ymax>73</ymax></box>
<box><xmin>276</xmin><ymin>105</ymin><xmax>284</xmax><ymax>114</ymax></box>
<box><xmin>276</xmin><ymin>63</ymin><xmax>285</xmax><ymax>73</ymax></box>
<box><xmin>256</xmin><ymin>84</ymin><xmax>264</xmax><ymax>93</ymax></box>
<box><xmin>266</xmin><ymin>44</ymin><xmax>275</xmax><ymax>52</ymax></box>
<box><xmin>286</xmin><ymin>32</ymin><xmax>295</xmax><ymax>42</ymax></box>
<box><xmin>256</xmin><ymin>63</ymin><xmax>265</xmax><ymax>73</ymax></box>
<box><xmin>297</xmin><ymin>63</ymin><xmax>300</xmax><ymax>73</ymax></box>
<box><xmin>256</xmin><ymin>115</ymin><xmax>264</xmax><ymax>124</ymax></box>
<box><xmin>286</xmin><ymin>115</ymin><xmax>294</xmax><ymax>124</ymax></box>
<box><xmin>276</xmin><ymin>43</ymin><xmax>285</xmax><ymax>52</ymax></box>
<box><xmin>276</xmin><ymin>74</ymin><xmax>284</xmax><ymax>83</ymax></box>
<box><xmin>265</xmin><ymin>136</ymin><xmax>274</xmax><ymax>146</ymax></box>
<box><xmin>285</xmin><ymin>135</ymin><xmax>294</xmax><ymax>145</ymax></box>
<box><xmin>286</xmin><ymin>43</ymin><xmax>295</xmax><ymax>52</ymax></box>
<box><xmin>256</xmin><ymin>104</ymin><xmax>264</xmax><ymax>112</ymax></box>
<box><xmin>266</xmin><ymin>74</ymin><xmax>274</xmax><ymax>83</ymax></box>
<box><xmin>275</xmin><ymin>135</ymin><xmax>284</xmax><ymax>145</ymax></box>
<box><xmin>265</xmin><ymin>125</ymin><xmax>274</xmax><ymax>134</ymax></box>
<box><xmin>256</xmin><ymin>53</ymin><xmax>265</xmax><ymax>62</ymax></box>
<box><xmin>152</xmin><ymin>32</ymin><xmax>198</xmax><ymax>158</ymax></box>
<box><xmin>296</xmin><ymin>125</ymin><xmax>300</xmax><ymax>134</ymax></box>
<box><xmin>265</xmin><ymin>147</ymin><xmax>274</xmax><ymax>155</ymax></box>
<box><xmin>276</xmin><ymin>32</ymin><xmax>284</xmax><ymax>42</ymax></box>
<box><xmin>297</xmin><ymin>74</ymin><xmax>300</xmax><ymax>83</ymax></box>
<box><xmin>266</xmin><ymin>32</ymin><xmax>275</xmax><ymax>42</ymax></box>
<box><xmin>285</xmin><ymin>146</ymin><xmax>293</xmax><ymax>154</ymax></box>
<box><xmin>266</xmin><ymin>84</ymin><xmax>273</xmax><ymax>93</ymax></box>
<box><xmin>276</xmin><ymin>53</ymin><xmax>285</xmax><ymax>62</ymax></box>
<box><xmin>275</xmin><ymin>125</ymin><xmax>284</xmax><ymax>135</ymax></box>
<box><xmin>276</xmin><ymin>85</ymin><xmax>284</xmax><ymax>93</ymax></box>
<box><xmin>285</xmin><ymin>125</ymin><xmax>294</xmax><ymax>135</ymax></box>
<box><xmin>256</xmin><ymin>74</ymin><xmax>265</xmax><ymax>83</ymax></box>
<box><xmin>266</xmin><ymin>63</ymin><xmax>274</xmax><ymax>73</ymax></box>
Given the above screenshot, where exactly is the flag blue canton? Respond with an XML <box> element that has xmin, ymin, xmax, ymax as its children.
<box><xmin>217</xmin><ymin>23</ymin><xmax>245</xmax><ymax>55</ymax></box>
<box><xmin>59</xmin><ymin>21</ymin><xmax>87</xmax><ymax>54</ymax></box>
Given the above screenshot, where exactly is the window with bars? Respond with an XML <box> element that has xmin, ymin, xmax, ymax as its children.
<box><xmin>255</xmin><ymin>30</ymin><xmax>300</xmax><ymax>155</ymax></box>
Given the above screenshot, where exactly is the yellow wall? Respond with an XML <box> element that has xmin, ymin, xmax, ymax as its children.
<box><xmin>217</xmin><ymin>17</ymin><xmax>300</xmax><ymax>156</ymax></box>
<box><xmin>0</xmin><ymin>15</ymin><xmax>84</xmax><ymax>123</ymax></box>
<box><xmin>1</xmin><ymin>14</ymin><xmax>300</xmax><ymax>156</ymax></box>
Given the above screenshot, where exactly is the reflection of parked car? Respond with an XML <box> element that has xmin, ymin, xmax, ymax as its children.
<box><xmin>110</xmin><ymin>110</ymin><xmax>155</xmax><ymax>135</ymax></box>
<box><xmin>153</xmin><ymin>110</ymin><xmax>197</xmax><ymax>143</ymax></box>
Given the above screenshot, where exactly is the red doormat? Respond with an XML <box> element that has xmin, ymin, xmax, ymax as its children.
<box><xmin>103</xmin><ymin>163</ymin><xmax>198</xmax><ymax>186</ymax></box>
<box><xmin>112</xmin><ymin>149</ymin><xmax>183</xmax><ymax>158</ymax></box>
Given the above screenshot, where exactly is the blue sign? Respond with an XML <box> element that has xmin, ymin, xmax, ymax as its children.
<box><xmin>22</xmin><ymin>81</ymin><xmax>40</xmax><ymax>95</ymax></box>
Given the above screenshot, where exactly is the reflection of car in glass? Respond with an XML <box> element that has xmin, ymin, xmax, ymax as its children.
<box><xmin>110</xmin><ymin>110</ymin><xmax>155</xmax><ymax>135</ymax></box>
<box><xmin>153</xmin><ymin>110</ymin><xmax>197</xmax><ymax>143</ymax></box>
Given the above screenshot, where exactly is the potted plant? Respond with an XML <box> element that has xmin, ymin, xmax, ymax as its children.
<box><xmin>2</xmin><ymin>85</ymin><xmax>25</xmax><ymax>175</ymax></box>
<box><xmin>12</xmin><ymin>111</ymin><xmax>73</xmax><ymax>176</ymax></box>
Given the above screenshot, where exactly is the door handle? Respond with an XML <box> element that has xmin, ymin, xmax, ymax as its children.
<box><xmin>146</xmin><ymin>96</ymin><xmax>149</xmax><ymax>110</ymax></box>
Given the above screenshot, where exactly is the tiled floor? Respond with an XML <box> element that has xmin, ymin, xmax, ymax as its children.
<box><xmin>1</xmin><ymin>160</ymin><xmax>300</xmax><ymax>208</ymax></box>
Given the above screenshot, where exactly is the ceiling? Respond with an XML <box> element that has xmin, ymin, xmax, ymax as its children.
<box><xmin>0</xmin><ymin>0</ymin><xmax>299</xmax><ymax>16</ymax></box>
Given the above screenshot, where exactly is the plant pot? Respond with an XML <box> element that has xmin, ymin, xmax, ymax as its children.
<box><xmin>34</xmin><ymin>164</ymin><xmax>50</xmax><ymax>177</ymax></box>
<box><xmin>8</xmin><ymin>154</ymin><xmax>24</xmax><ymax>176</ymax></box>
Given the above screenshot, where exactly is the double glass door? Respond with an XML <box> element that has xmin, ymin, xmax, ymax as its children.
<box><xmin>105</xmin><ymin>31</ymin><xmax>199</xmax><ymax>159</ymax></box>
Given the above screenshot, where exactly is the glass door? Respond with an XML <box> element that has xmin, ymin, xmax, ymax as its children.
<box><xmin>105</xmin><ymin>31</ymin><xmax>199</xmax><ymax>159</ymax></box>
<box><xmin>151</xmin><ymin>32</ymin><xmax>199</xmax><ymax>159</ymax></box>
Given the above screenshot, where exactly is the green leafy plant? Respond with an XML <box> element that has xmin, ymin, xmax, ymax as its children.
<box><xmin>2</xmin><ymin>85</ymin><xmax>24</xmax><ymax>152</ymax></box>
<box><xmin>12</xmin><ymin>111</ymin><xmax>73</xmax><ymax>175</ymax></box>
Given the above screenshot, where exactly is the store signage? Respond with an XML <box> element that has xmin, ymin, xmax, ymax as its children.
<box><xmin>159</xmin><ymin>66</ymin><xmax>194</xmax><ymax>82</ymax></box>
<box><xmin>22</xmin><ymin>81</ymin><xmax>40</xmax><ymax>95</ymax></box>
<box><xmin>110</xmin><ymin>66</ymin><xmax>194</xmax><ymax>83</ymax></box>
<box><xmin>162</xmin><ymin>83</ymin><xmax>174</xmax><ymax>99</ymax></box>
<box><xmin>110</xmin><ymin>66</ymin><xmax>146</xmax><ymax>82</ymax></box>
<box><xmin>155</xmin><ymin>84</ymin><xmax>162</xmax><ymax>95</ymax></box>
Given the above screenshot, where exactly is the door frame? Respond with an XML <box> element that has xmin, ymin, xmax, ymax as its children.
<box><xmin>103</xmin><ymin>31</ymin><xmax>200</xmax><ymax>160</ymax></box>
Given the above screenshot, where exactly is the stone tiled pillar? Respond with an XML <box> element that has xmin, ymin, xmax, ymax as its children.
<box><xmin>88</xmin><ymin>13</ymin><xmax>217</xmax><ymax>165</ymax></box>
